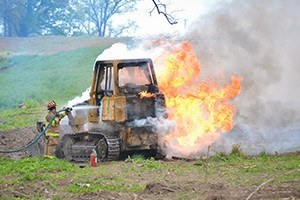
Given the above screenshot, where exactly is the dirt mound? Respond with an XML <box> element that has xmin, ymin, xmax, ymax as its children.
<box><xmin>142</xmin><ymin>182</ymin><xmax>175</xmax><ymax>195</ymax></box>
<box><xmin>0</xmin><ymin>126</ymin><xmax>38</xmax><ymax>159</ymax></box>
<box><xmin>69</xmin><ymin>191</ymin><xmax>134</xmax><ymax>200</ymax></box>
<box><xmin>251</xmin><ymin>181</ymin><xmax>300</xmax><ymax>199</ymax></box>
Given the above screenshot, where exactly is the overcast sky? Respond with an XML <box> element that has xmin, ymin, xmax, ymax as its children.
<box><xmin>113</xmin><ymin>0</ymin><xmax>219</xmax><ymax>36</ymax></box>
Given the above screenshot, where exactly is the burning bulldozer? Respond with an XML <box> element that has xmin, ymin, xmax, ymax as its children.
<box><xmin>53</xmin><ymin>58</ymin><xmax>167</xmax><ymax>162</ymax></box>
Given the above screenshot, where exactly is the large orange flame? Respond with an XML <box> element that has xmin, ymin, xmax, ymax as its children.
<box><xmin>155</xmin><ymin>41</ymin><xmax>242</xmax><ymax>156</ymax></box>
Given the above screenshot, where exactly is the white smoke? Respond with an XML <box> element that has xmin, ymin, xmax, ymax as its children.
<box><xmin>127</xmin><ymin>117</ymin><xmax>176</xmax><ymax>135</ymax></box>
<box><xmin>186</xmin><ymin>0</ymin><xmax>300</xmax><ymax>155</ymax></box>
<box><xmin>96</xmin><ymin>42</ymin><xmax>164</xmax><ymax>61</ymax></box>
<box><xmin>67</xmin><ymin>87</ymin><xmax>90</xmax><ymax>107</ymax></box>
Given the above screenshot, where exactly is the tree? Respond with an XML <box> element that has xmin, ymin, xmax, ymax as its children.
<box><xmin>0</xmin><ymin>0</ymin><xmax>177</xmax><ymax>37</ymax></box>
<box><xmin>0</xmin><ymin>0</ymin><xmax>73</xmax><ymax>37</ymax></box>
<box><xmin>76</xmin><ymin>0</ymin><xmax>139</xmax><ymax>37</ymax></box>
<box><xmin>0</xmin><ymin>0</ymin><xmax>21</xmax><ymax>36</ymax></box>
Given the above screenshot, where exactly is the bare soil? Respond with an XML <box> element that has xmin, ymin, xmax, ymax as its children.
<box><xmin>0</xmin><ymin>127</ymin><xmax>299</xmax><ymax>200</ymax></box>
<box><xmin>0</xmin><ymin>126</ymin><xmax>38</xmax><ymax>159</ymax></box>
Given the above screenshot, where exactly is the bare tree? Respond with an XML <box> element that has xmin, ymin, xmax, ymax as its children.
<box><xmin>78</xmin><ymin>0</ymin><xmax>139</xmax><ymax>37</ymax></box>
<box><xmin>151</xmin><ymin>0</ymin><xmax>178</xmax><ymax>25</ymax></box>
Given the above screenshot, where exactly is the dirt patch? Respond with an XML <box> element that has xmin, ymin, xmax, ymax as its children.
<box><xmin>142</xmin><ymin>182</ymin><xmax>176</xmax><ymax>195</ymax></box>
<box><xmin>0</xmin><ymin>126</ymin><xmax>38</xmax><ymax>159</ymax></box>
<box><xmin>68</xmin><ymin>191</ymin><xmax>134</xmax><ymax>200</ymax></box>
<box><xmin>249</xmin><ymin>181</ymin><xmax>300</xmax><ymax>199</ymax></box>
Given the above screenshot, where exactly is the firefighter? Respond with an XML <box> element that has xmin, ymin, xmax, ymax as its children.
<box><xmin>45</xmin><ymin>101</ymin><xmax>71</xmax><ymax>157</ymax></box>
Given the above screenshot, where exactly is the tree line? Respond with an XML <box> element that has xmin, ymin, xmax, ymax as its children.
<box><xmin>0</xmin><ymin>0</ymin><xmax>139</xmax><ymax>37</ymax></box>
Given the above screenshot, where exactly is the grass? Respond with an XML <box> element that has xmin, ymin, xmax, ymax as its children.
<box><xmin>0</xmin><ymin>47</ymin><xmax>103</xmax><ymax>108</ymax></box>
<box><xmin>0</xmin><ymin>36</ymin><xmax>121</xmax><ymax>131</ymax></box>
<box><xmin>0</xmin><ymin>100</ymin><xmax>44</xmax><ymax>131</ymax></box>
<box><xmin>0</xmin><ymin>157</ymin><xmax>76</xmax><ymax>176</ymax></box>
<box><xmin>0</xmin><ymin>153</ymin><xmax>299</xmax><ymax>199</ymax></box>
<box><xmin>198</xmin><ymin>149</ymin><xmax>300</xmax><ymax>187</ymax></box>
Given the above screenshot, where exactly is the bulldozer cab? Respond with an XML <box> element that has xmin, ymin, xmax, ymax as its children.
<box><xmin>88</xmin><ymin>58</ymin><xmax>161</xmax><ymax>123</ymax></box>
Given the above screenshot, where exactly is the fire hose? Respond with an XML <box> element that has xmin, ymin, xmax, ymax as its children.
<box><xmin>0</xmin><ymin>108</ymin><xmax>68</xmax><ymax>153</ymax></box>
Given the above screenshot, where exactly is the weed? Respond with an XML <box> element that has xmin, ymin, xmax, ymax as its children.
<box><xmin>143</xmin><ymin>157</ymin><xmax>162</xmax><ymax>169</ymax></box>
<box><xmin>47</xmin><ymin>181</ymin><xmax>58</xmax><ymax>191</ymax></box>
<box><xmin>230</xmin><ymin>144</ymin><xmax>245</xmax><ymax>157</ymax></box>
<box><xmin>126</xmin><ymin>154</ymin><xmax>146</xmax><ymax>163</ymax></box>
<box><xmin>125</xmin><ymin>155</ymin><xmax>163</xmax><ymax>170</ymax></box>
<box><xmin>0</xmin><ymin>157</ymin><xmax>76</xmax><ymax>176</ymax></box>
<box><xmin>66</xmin><ymin>179</ymin><xmax>144</xmax><ymax>194</ymax></box>
<box><xmin>212</xmin><ymin>152</ymin><xmax>228</xmax><ymax>162</ymax></box>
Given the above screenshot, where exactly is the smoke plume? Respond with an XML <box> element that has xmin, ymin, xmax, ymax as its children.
<box><xmin>68</xmin><ymin>1</ymin><xmax>300</xmax><ymax>156</ymax></box>
<box><xmin>186</xmin><ymin>0</ymin><xmax>300</xmax><ymax>155</ymax></box>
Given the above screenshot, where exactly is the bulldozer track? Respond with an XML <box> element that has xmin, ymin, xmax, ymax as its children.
<box><xmin>59</xmin><ymin>132</ymin><xmax>120</xmax><ymax>162</ymax></box>
<box><xmin>106</xmin><ymin>137</ymin><xmax>120</xmax><ymax>161</ymax></box>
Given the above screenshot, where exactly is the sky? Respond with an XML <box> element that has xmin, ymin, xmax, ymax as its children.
<box><xmin>114</xmin><ymin>0</ymin><xmax>218</xmax><ymax>36</ymax></box>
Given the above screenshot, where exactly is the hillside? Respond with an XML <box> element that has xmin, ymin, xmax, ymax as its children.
<box><xmin>0</xmin><ymin>36</ymin><xmax>122</xmax><ymax>130</ymax></box>
<box><xmin>0</xmin><ymin>36</ymin><xmax>122</xmax><ymax>107</ymax></box>
<box><xmin>0</xmin><ymin>36</ymin><xmax>121</xmax><ymax>55</ymax></box>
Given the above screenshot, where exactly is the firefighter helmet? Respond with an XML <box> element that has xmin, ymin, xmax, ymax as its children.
<box><xmin>47</xmin><ymin>101</ymin><xmax>56</xmax><ymax>110</ymax></box>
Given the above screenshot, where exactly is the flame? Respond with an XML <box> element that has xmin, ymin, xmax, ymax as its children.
<box><xmin>139</xmin><ymin>91</ymin><xmax>156</xmax><ymax>99</ymax></box>
<box><xmin>155</xmin><ymin>41</ymin><xmax>242</xmax><ymax>156</ymax></box>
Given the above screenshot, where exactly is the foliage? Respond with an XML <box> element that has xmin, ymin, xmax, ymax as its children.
<box><xmin>0</xmin><ymin>0</ymin><xmax>141</xmax><ymax>37</ymax></box>
<box><xmin>0</xmin><ymin>0</ymin><xmax>72</xmax><ymax>37</ymax></box>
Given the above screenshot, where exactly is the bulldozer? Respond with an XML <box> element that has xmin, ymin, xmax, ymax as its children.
<box><xmin>56</xmin><ymin>58</ymin><xmax>167</xmax><ymax>162</ymax></box>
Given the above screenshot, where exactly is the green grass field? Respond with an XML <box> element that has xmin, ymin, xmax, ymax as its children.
<box><xmin>0</xmin><ymin>37</ymin><xmax>120</xmax><ymax>131</ymax></box>
<box><xmin>0</xmin><ymin>47</ymin><xmax>102</xmax><ymax>108</ymax></box>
